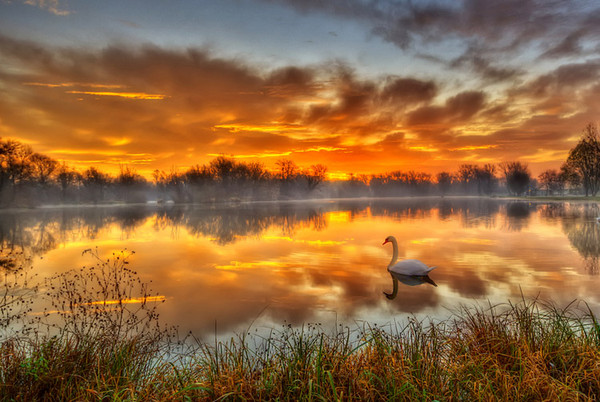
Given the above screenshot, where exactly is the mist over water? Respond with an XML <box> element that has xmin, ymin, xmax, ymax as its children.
<box><xmin>2</xmin><ymin>197</ymin><xmax>600</xmax><ymax>339</ymax></box>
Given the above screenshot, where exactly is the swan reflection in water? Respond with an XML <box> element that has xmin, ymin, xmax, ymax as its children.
<box><xmin>383</xmin><ymin>271</ymin><xmax>437</xmax><ymax>300</ymax></box>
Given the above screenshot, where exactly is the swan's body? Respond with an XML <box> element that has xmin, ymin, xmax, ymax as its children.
<box><xmin>388</xmin><ymin>259</ymin><xmax>435</xmax><ymax>276</ymax></box>
<box><xmin>383</xmin><ymin>236</ymin><xmax>436</xmax><ymax>276</ymax></box>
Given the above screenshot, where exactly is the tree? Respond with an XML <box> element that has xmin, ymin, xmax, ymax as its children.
<box><xmin>538</xmin><ymin>169</ymin><xmax>557</xmax><ymax>195</ymax></box>
<box><xmin>305</xmin><ymin>164</ymin><xmax>328</xmax><ymax>191</ymax></box>
<box><xmin>56</xmin><ymin>162</ymin><xmax>80</xmax><ymax>202</ymax></box>
<box><xmin>457</xmin><ymin>164</ymin><xmax>477</xmax><ymax>194</ymax></box>
<box><xmin>538</xmin><ymin>169</ymin><xmax>567</xmax><ymax>196</ymax></box>
<box><xmin>0</xmin><ymin>140</ymin><xmax>34</xmax><ymax>204</ymax></box>
<box><xmin>82</xmin><ymin>167</ymin><xmax>111</xmax><ymax>203</ymax></box>
<box><xmin>436</xmin><ymin>172</ymin><xmax>453</xmax><ymax>196</ymax></box>
<box><xmin>30</xmin><ymin>153</ymin><xmax>58</xmax><ymax>186</ymax></box>
<box><xmin>210</xmin><ymin>156</ymin><xmax>236</xmax><ymax>184</ymax></box>
<box><xmin>475</xmin><ymin>164</ymin><xmax>496</xmax><ymax>195</ymax></box>
<box><xmin>565</xmin><ymin>123</ymin><xmax>600</xmax><ymax>196</ymax></box>
<box><xmin>499</xmin><ymin>161</ymin><xmax>531</xmax><ymax>196</ymax></box>
<box><xmin>560</xmin><ymin>162</ymin><xmax>581</xmax><ymax>194</ymax></box>
<box><xmin>456</xmin><ymin>164</ymin><xmax>496</xmax><ymax>195</ymax></box>
<box><xmin>276</xmin><ymin>158</ymin><xmax>299</xmax><ymax>198</ymax></box>
<box><xmin>276</xmin><ymin>159</ymin><xmax>298</xmax><ymax>181</ymax></box>
<box><xmin>117</xmin><ymin>165</ymin><xmax>146</xmax><ymax>203</ymax></box>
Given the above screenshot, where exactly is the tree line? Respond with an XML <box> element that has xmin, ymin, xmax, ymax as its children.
<box><xmin>0</xmin><ymin>123</ymin><xmax>599</xmax><ymax>207</ymax></box>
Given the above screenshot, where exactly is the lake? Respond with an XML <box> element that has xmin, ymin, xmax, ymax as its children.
<box><xmin>2</xmin><ymin>197</ymin><xmax>600</xmax><ymax>340</ymax></box>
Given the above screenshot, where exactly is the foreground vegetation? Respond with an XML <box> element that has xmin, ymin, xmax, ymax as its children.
<box><xmin>2</xmin><ymin>297</ymin><xmax>600</xmax><ymax>400</ymax></box>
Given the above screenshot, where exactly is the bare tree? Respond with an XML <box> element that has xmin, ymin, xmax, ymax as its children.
<box><xmin>56</xmin><ymin>162</ymin><xmax>80</xmax><ymax>202</ymax></box>
<box><xmin>276</xmin><ymin>159</ymin><xmax>299</xmax><ymax>181</ymax></box>
<box><xmin>30</xmin><ymin>153</ymin><xmax>58</xmax><ymax>186</ymax></box>
<box><xmin>475</xmin><ymin>164</ymin><xmax>497</xmax><ymax>195</ymax></box>
<box><xmin>82</xmin><ymin>167</ymin><xmax>111</xmax><ymax>203</ymax></box>
<box><xmin>305</xmin><ymin>164</ymin><xmax>328</xmax><ymax>191</ymax></box>
<box><xmin>436</xmin><ymin>171</ymin><xmax>453</xmax><ymax>196</ymax></box>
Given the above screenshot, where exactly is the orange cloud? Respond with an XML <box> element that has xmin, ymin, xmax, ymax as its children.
<box><xmin>66</xmin><ymin>90</ymin><xmax>167</xmax><ymax>100</ymax></box>
<box><xmin>24</xmin><ymin>82</ymin><xmax>125</xmax><ymax>89</ymax></box>
<box><xmin>451</xmin><ymin>145</ymin><xmax>497</xmax><ymax>151</ymax></box>
<box><xmin>207</xmin><ymin>151</ymin><xmax>292</xmax><ymax>159</ymax></box>
<box><xmin>0</xmin><ymin>34</ymin><xmax>595</xmax><ymax>177</ymax></box>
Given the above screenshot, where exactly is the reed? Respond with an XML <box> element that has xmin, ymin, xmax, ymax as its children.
<box><xmin>2</xmin><ymin>252</ymin><xmax>600</xmax><ymax>400</ymax></box>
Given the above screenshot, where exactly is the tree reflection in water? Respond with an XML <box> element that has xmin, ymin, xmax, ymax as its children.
<box><xmin>504</xmin><ymin>202</ymin><xmax>534</xmax><ymax>232</ymax></box>
<box><xmin>546</xmin><ymin>203</ymin><xmax>600</xmax><ymax>274</ymax></box>
<box><xmin>0</xmin><ymin>198</ymin><xmax>514</xmax><ymax>255</ymax></box>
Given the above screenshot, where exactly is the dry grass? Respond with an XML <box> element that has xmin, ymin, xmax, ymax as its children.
<box><xmin>1</xmin><ymin>300</ymin><xmax>600</xmax><ymax>400</ymax></box>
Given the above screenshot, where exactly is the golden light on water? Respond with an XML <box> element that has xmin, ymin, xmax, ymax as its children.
<box><xmin>80</xmin><ymin>296</ymin><xmax>167</xmax><ymax>305</ymax></box>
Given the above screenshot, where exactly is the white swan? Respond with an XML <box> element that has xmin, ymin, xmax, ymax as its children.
<box><xmin>383</xmin><ymin>235</ymin><xmax>436</xmax><ymax>276</ymax></box>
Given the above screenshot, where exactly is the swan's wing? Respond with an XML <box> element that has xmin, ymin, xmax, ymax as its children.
<box><xmin>389</xmin><ymin>259</ymin><xmax>433</xmax><ymax>276</ymax></box>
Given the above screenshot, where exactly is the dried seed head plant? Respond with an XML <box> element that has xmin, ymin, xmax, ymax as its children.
<box><xmin>0</xmin><ymin>247</ymin><xmax>37</xmax><ymax>338</ymax></box>
<box><xmin>35</xmin><ymin>248</ymin><xmax>172</xmax><ymax>348</ymax></box>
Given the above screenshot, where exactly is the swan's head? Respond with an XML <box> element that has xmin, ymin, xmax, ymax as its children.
<box><xmin>382</xmin><ymin>235</ymin><xmax>393</xmax><ymax>245</ymax></box>
<box><xmin>383</xmin><ymin>290</ymin><xmax>395</xmax><ymax>300</ymax></box>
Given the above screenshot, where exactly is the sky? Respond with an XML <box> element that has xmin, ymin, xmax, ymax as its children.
<box><xmin>1</xmin><ymin>0</ymin><xmax>600</xmax><ymax>178</ymax></box>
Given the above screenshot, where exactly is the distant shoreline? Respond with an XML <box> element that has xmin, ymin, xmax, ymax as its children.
<box><xmin>1</xmin><ymin>194</ymin><xmax>600</xmax><ymax>213</ymax></box>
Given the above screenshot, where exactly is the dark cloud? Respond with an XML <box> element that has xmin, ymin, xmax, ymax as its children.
<box><xmin>264</xmin><ymin>0</ymin><xmax>600</xmax><ymax>63</ymax></box>
<box><xmin>265</xmin><ymin>66</ymin><xmax>319</xmax><ymax>97</ymax></box>
<box><xmin>380</xmin><ymin>77</ymin><xmax>437</xmax><ymax>104</ymax></box>
<box><xmin>450</xmin><ymin>46</ymin><xmax>522</xmax><ymax>82</ymax></box>
<box><xmin>513</xmin><ymin>60</ymin><xmax>600</xmax><ymax>98</ymax></box>
<box><xmin>541</xmin><ymin>32</ymin><xmax>584</xmax><ymax>59</ymax></box>
<box><xmin>407</xmin><ymin>90</ymin><xmax>486</xmax><ymax>126</ymax></box>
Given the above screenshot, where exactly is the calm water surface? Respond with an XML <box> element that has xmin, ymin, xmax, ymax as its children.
<box><xmin>3</xmin><ymin>197</ymin><xmax>600</xmax><ymax>339</ymax></box>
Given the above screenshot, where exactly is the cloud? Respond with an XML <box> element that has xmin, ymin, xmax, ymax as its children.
<box><xmin>406</xmin><ymin>91</ymin><xmax>486</xmax><ymax>126</ymax></box>
<box><xmin>450</xmin><ymin>47</ymin><xmax>522</xmax><ymax>83</ymax></box>
<box><xmin>379</xmin><ymin>77</ymin><xmax>437</xmax><ymax>104</ymax></box>
<box><xmin>518</xmin><ymin>60</ymin><xmax>600</xmax><ymax>96</ymax></box>
<box><xmin>265</xmin><ymin>0</ymin><xmax>600</xmax><ymax>65</ymax></box>
<box><xmin>540</xmin><ymin>32</ymin><xmax>584</xmax><ymax>59</ymax></box>
<box><xmin>1</xmin><ymin>30</ymin><xmax>599</xmax><ymax>177</ymax></box>
<box><xmin>22</xmin><ymin>0</ymin><xmax>70</xmax><ymax>15</ymax></box>
<box><xmin>65</xmin><ymin>90</ymin><xmax>167</xmax><ymax>100</ymax></box>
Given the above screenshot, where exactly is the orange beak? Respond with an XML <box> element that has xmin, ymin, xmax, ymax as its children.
<box><xmin>382</xmin><ymin>239</ymin><xmax>389</xmax><ymax>245</ymax></box>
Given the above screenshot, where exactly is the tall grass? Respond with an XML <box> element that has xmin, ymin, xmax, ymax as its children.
<box><xmin>2</xmin><ymin>300</ymin><xmax>600</xmax><ymax>400</ymax></box>
<box><xmin>2</xmin><ymin>251</ymin><xmax>600</xmax><ymax>400</ymax></box>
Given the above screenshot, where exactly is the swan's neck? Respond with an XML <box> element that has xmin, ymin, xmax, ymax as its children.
<box><xmin>385</xmin><ymin>277</ymin><xmax>398</xmax><ymax>300</ymax></box>
<box><xmin>388</xmin><ymin>239</ymin><xmax>398</xmax><ymax>267</ymax></box>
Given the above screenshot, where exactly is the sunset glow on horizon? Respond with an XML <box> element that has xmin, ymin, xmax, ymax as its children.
<box><xmin>2</xmin><ymin>0</ymin><xmax>600</xmax><ymax>178</ymax></box>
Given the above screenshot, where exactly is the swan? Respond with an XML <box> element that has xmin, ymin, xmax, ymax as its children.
<box><xmin>383</xmin><ymin>235</ymin><xmax>436</xmax><ymax>276</ymax></box>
